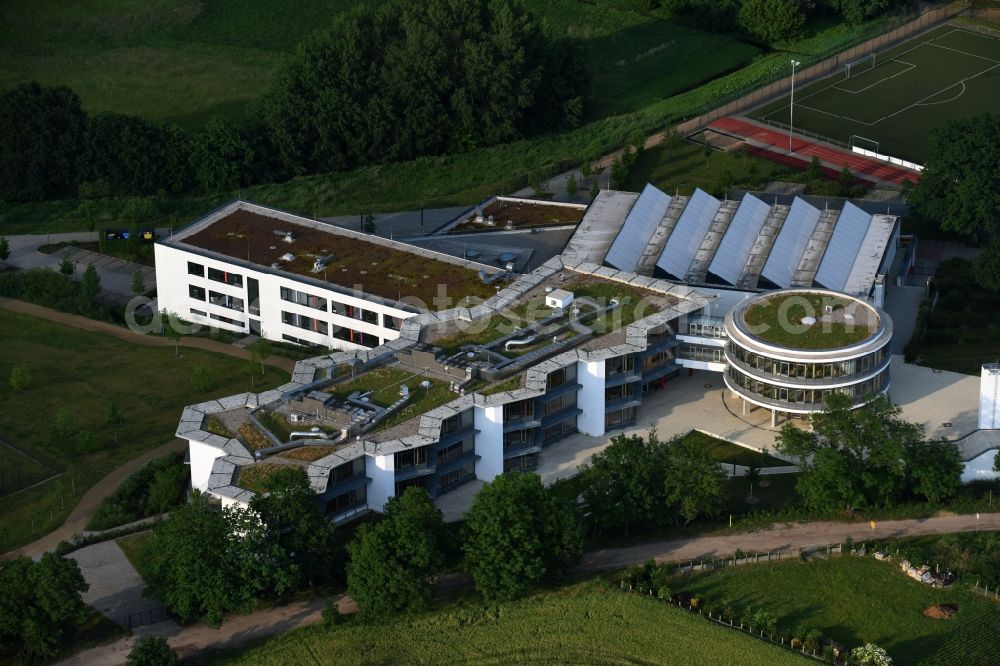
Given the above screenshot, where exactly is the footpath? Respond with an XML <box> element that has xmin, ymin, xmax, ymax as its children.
<box><xmin>57</xmin><ymin>511</ymin><xmax>1000</xmax><ymax>665</ymax></box>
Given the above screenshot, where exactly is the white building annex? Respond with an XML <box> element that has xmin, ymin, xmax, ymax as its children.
<box><xmin>169</xmin><ymin>187</ymin><xmax>908</xmax><ymax>522</ymax></box>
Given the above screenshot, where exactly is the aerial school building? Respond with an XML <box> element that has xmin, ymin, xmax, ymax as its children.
<box><xmin>166</xmin><ymin>185</ymin><xmax>898</xmax><ymax>520</ymax></box>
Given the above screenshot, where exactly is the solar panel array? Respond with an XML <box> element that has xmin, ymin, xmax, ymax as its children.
<box><xmin>708</xmin><ymin>193</ymin><xmax>771</xmax><ymax>285</ymax></box>
<box><xmin>761</xmin><ymin>198</ymin><xmax>821</xmax><ymax>288</ymax></box>
<box><xmin>655</xmin><ymin>188</ymin><xmax>720</xmax><ymax>279</ymax></box>
<box><xmin>814</xmin><ymin>201</ymin><xmax>871</xmax><ymax>292</ymax></box>
<box><xmin>604</xmin><ymin>183</ymin><xmax>671</xmax><ymax>273</ymax></box>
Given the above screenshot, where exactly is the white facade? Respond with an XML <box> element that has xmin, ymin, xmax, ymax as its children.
<box><xmin>474</xmin><ymin>404</ymin><xmax>505</xmax><ymax>481</ymax></box>
<box><xmin>576</xmin><ymin>360</ymin><xmax>606</xmax><ymax>437</ymax></box>
<box><xmin>366</xmin><ymin>454</ymin><xmax>395</xmax><ymax>513</ymax></box>
<box><xmin>154</xmin><ymin>243</ymin><xmax>415</xmax><ymax>352</ymax></box>
<box><xmin>979</xmin><ymin>364</ymin><xmax>1000</xmax><ymax>430</ymax></box>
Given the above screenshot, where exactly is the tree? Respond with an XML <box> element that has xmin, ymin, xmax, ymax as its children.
<box><xmin>162</xmin><ymin>312</ymin><xmax>182</xmax><ymax>357</ymax></box>
<box><xmin>830</xmin><ymin>0</ymin><xmax>893</xmax><ymax>25</ymax></box>
<box><xmin>131</xmin><ymin>269</ymin><xmax>146</xmax><ymax>296</ymax></box>
<box><xmin>190</xmin><ymin>118</ymin><xmax>255</xmax><ymax>192</ymax></box>
<box><xmin>106</xmin><ymin>401</ymin><xmax>125</xmax><ymax>445</ymax></box>
<box><xmin>126</xmin><ymin>636</ymin><xmax>177</xmax><ymax>666</ymax></box>
<box><xmin>611</xmin><ymin>155</ymin><xmax>627</xmax><ymax>188</ymax></box>
<box><xmin>566</xmin><ymin>172</ymin><xmax>578</xmax><ymax>198</ymax></box>
<box><xmin>589</xmin><ymin>180</ymin><xmax>600</xmax><ymax>199</ymax></box>
<box><xmin>190</xmin><ymin>365</ymin><xmax>212</xmax><ymax>392</ymax></box>
<box><xmin>582</xmin><ymin>432</ymin><xmax>669</xmax><ymax>535</ymax></box>
<box><xmin>146</xmin><ymin>464</ymin><xmax>189</xmax><ymax>515</ymax></box>
<box><xmin>0</xmin><ymin>82</ymin><xmax>85</xmax><ymax>201</ymax></box>
<box><xmin>906</xmin><ymin>438</ymin><xmax>962</xmax><ymax>505</ymax></box>
<box><xmin>462</xmin><ymin>473</ymin><xmax>583</xmax><ymax>601</ymax></box>
<box><xmin>0</xmin><ymin>553</ymin><xmax>89</xmax><ymax>659</ymax></box>
<box><xmin>265</xmin><ymin>0</ymin><xmax>586</xmax><ymax>174</ymax></box>
<box><xmin>346</xmin><ymin>487</ymin><xmax>445</xmax><ymax>616</ymax></box>
<box><xmin>9</xmin><ymin>365</ymin><xmax>30</xmax><ymax>392</ymax></box>
<box><xmin>144</xmin><ymin>493</ymin><xmax>263</xmax><ymax>627</ymax></box>
<box><xmin>80</xmin><ymin>263</ymin><xmax>101</xmax><ymax>311</ymax></box>
<box><xmin>972</xmin><ymin>237</ymin><xmax>1000</xmax><ymax>293</ymax></box>
<box><xmin>805</xmin><ymin>155</ymin><xmax>823</xmax><ymax>181</ymax></box>
<box><xmin>59</xmin><ymin>254</ymin><xmax>74</xmax><ymax>276</ymax></box>
<box><xmin>249</xmin><ymin>467</ymin><xmax>341</xmax><ymax>590</ymax></box>
<box><xmin>777</xmin><ymin>394</ymin><xmax>949</xmax><ymax>512</ymax></box>
<box><xmin>909</xmin><ymin>113</ymin><xmax>1000</xmax><ymax>236</ymax></box>
<box><xmin>361</xmin><ymin>213</ymin><xmax>376</xmax><ymax>234</ymax></box>
<box><xmin>662</xmin><ymin>434</ymin><xmax>726</xmax><ymax>526</ymax></box>
<box><xmin>249</xmin><ymin>338</ymin><xmax>272</xmax><ymax>376</ymax></box>
<box><xmin>849</xmin><ymin>642</ymin><xmax>892</xmax><ymax>666</ymax></box>
<box><xmin>580</xmin><ymin>160</ymin><xmax>592</xmax><ymax>178</ymax></box>
<box><xmin>0</xmin><ymin>237</ymin><xmax>9</xmax><ymax>262</ymax></box>
<box><xmin>738</xmin><ymin>0</ymin><xmax>806</xmax><ymax>43</ymax></box>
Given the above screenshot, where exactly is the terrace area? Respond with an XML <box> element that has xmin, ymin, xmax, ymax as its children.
<box><xmin>741</xmin><ymin>291</ymin><xmax>878</xmax><ymax>350</ymax></box>
<box><xmin>178</xmin><ymin>207</ymin><xmax>501</xmax><ymax>307</ymax></box>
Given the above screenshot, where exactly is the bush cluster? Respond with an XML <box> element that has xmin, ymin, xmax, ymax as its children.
<box><xmin>87</xmin><ymin>453</ymin><xmax>188</xmax><ymax>531</ymax></box>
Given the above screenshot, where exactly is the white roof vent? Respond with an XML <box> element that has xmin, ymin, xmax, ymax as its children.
<box><xmin>280</xmin><ymin>252</ymin><xmax>295</xmax><ymax>262</ymax></box>
<box><xmin>282</xmin><ymin>233</ymin><xmax>295</xmax><ymax>244</ymax></box>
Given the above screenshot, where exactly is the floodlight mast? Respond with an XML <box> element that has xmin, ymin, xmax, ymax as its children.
<box><xmin>788</xmin><ymin>59</ymin><xmax>800</xmax><ymax>155</ymax></box>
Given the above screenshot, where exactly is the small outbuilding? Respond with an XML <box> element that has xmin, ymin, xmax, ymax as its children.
<box><xmin>545</xmin><ymin>288</ymin><xmax>574</xmax><ymax>309</ymax></box>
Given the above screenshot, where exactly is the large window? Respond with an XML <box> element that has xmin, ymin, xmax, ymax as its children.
<box><xmin>342</xmin><ymin>304</ymin><xmax>378</xmax><ymax>325</ymax></box>
<box><xmin>394</xmin><ymin>447</ymin><xmax>428</xmax><ymax>472</ymax></box>
<box><xmin>503</xmin><ymin>429</ymin><xmax>532</xmax><ymax>451</ymax></box>
<box><xmin>504</xmin><ymin>453</ymin><xmax>538</xmax><ymax>473</ymax></box>
<box><xmin>282</xmin><ymin>310</ymin><xmax>328</xmax><ymax>335</ymax></box>
<box><xmin>209</xmin><ymin>290</ymin><xmax>244</xmax><ymax>312</ymax></box>
<box><xmin>503</xmin><ymin>399</ymin><xmax>533</xmax><ymax>422</ymax></box>
<box><xmin>547</xmin><ymin>364</ymin><xmax>576</xmax><ymax>390</ymax></box>
<box><xmin>383</xmin><ymin>313</ymin><xmax>402</xmax><ymax>331</ymax></box>
<box><xmin>438</xmin><ymin>464</ymin><xmax>474</xmax><ymax>492</ymax></box>
<box><xmin>331</xmin><ymin>325</ymin><xmax>378</xmax><ymax>348</ymax></box>
<box><xmin>332</xmin><ymin>459</ymin><xmax>364</xmax><ymax>484</ymax></box>
<box><xmin>188</xmin><ymin>284</ymin><xmax>206</xmax><ymax>301</ymax></box>
<box><xmin>187</xmin><ymin>261</ymin><xmax>204</xmax><ymax>277</ymax></box>
<box><xmin>437</xmin><ymin>438</ymin><xmax>473</xmax><ymax>466</ymax></box>
<box><xmin>280</xmin><ymin>286</ymin><xmax>327</xmax><ymax>311</ymax></box>
<box><xmin>207</xmin><ymin>266</ymin><xmax>243</xmax><ymax>287</ymax></box>
<box><xmin>326</xmin><ymin>486</ymin><xmax>366</xmax><ymax>515</ymax></box>
<box><xmin>606</xmin><ymin>354</ymin><xmax>635</xmax><ymax>376</ymax></box>
<box><xmin>209</xmin><ymin>312</ymin><xmax>243</xmax><ymax>327</ymax></box>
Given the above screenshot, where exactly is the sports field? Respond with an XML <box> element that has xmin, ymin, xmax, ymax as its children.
<box><xmin>752</xmin><ymin>25</ymin><xmax>1000</xmax><ymax>164</ymax></box>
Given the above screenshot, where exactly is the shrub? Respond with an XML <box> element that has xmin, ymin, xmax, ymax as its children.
<box><xmin>321</xmin><ymin>598</ymin><xmax>344</xmax><ymax>628</ymax></box>
<box><xmin>8</xmin><ymin>365</ymin><xmax>30</xmax><ymax>392</ymax></box>
<box><xmin>87</xmin><ymin>453</ymin><xmax>188</xmax><ymax>531</ymax></box>
<box><xmin>126</xmin><ymin>636</ymin><xmax>177</xmax><ymax>666</ymax></box>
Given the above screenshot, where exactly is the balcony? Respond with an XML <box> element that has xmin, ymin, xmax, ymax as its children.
<box><xmin>641</xmin><ymin>360</ymin><xmax>678</xmax><ymax>383</ymax></box>
<box><xmin>604</xmin><ymin>394</ymin><xmax>641</xmax><ymax>413</ymax></box>
<box><xmin>331</xmin><ymin>503</ymin><xmax>369</xmax><ymax>525</ymax></box>
<box><xmin>395</xmin><ymin>463</ymin><xmax>434</xmax><ymax>482</ymax></box>
<box><xmin>725</xmin><ymin>350</ymin><xmax>892</xmax><ymax>388</ymax></box>
<box><xmin>503</xmin><ymin>416</ymin><xmax>541</xmax><ymax>433</ymax></box>
<box><xmin>604</xmin><ymin>371</ymin><xmax>642</xmax><ymax>388</ymax></box>
<box><xmin>538</xmin><ymin>381</ymin><xmax>581</xmax><ymax>403</ymax></box>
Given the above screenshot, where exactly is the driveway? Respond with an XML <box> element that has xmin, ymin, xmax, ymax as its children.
<box><xmin>68</xmin><ymin>540</ymin><xmax>170</xmax><ymax>629</ymax></box>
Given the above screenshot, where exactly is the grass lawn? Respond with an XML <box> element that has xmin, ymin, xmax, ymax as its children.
<box><xmin>623</xmin><ymin>139</ymin><xmax>798</xmax><ymax>196</ymax></box>
<box><xmin>0</xmin><ymin>444</ymin><xmax>57</xmax><ymax>497</ymax></box>
<box><xmin>116</xmin><ymin>531</ymin><xmax>156</xmax><ymax>583</ymax></box>
<box><xmin>199</xmin><ymin>577</ymin><xmax>805</xmax><ymax>665</ymax></box>
<box><xmin>236</xmin><ymin>463</ymin><xmax>297</xmax><ymax>495</ymax></box>
<box><xmin>907</xmin><ymin>258</ymin><xmax>1000</xmax><ymax>375</ymax></box>
<box><xmin>0</xmin><ymin>310</ymin><xmax>288</xmax><ymax>553</ymax></box>
<box><xmin>671</xmin><ymin>556</ymin><xmax>1000</xmax><ymax>666</ymax></box>
<box><xmin>683</xmin><ymin>430</ymin><xmax>790</xmax><ymax>468</ymax></box>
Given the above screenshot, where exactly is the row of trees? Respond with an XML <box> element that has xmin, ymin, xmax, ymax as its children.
<box><xmin>776</xmin><ymin>394</ymin><xmax>963</xmax><ymax>512</ymax></box>
<box><xmin>665</xmin><ymin>0</ymin><xmax>904</xmax><ymax>43</ymax></box>
<box><xmin>0</xmin><ymin>0</ymin><xmax>585</xmax><ymax>203</ymax></box>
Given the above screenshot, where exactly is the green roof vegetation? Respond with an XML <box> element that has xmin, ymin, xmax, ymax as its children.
<box><xmin>325</xmin><ymin>366</ymin><xmax>455</xmax><ymax>433</ymax></box>
<box><xmin>672</xmin><ymin>555</ymin><xmax>1000</xmax><ymax>666</ymax></box>
<box><xmin>480</xmin><ymin>375</ymin><xmax>522</xmax><ymax>396</ymax></box>
<box><xmin>743</xmin><ymin>292</ymin><xmax>875</xmax><ymax>349</ymax></box>
<box><xmin>236</xmin><ymin>463</ymin><xmax>296</xmax><ymax>494</ymax></box>
<box><xmin>197</xmin><ymin>578</ymin><xmax>803</xmax><ymax>665</ymax></box>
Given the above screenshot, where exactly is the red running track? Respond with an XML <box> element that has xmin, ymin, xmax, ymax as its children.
<box><xmin>709</xmin><ymin>117</ymin><xmax>918</xmax><ymax>186</ymax></box>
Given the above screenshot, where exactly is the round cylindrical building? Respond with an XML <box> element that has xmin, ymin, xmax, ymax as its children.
<box><xmin>723</xmin><ymin>289</ymin><xmax>892</xmax><ymax>423</ymax></box>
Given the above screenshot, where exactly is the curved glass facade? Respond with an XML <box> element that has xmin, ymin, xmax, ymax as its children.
<box><xmin>725</xmin><ymin>342</ymin><xmax>888</xmax><ymax>383</ymax></box>
<box><xmin>725</xmin><ymin>364</ymin><xmax>890</xmax><ymax>410</ymax></box>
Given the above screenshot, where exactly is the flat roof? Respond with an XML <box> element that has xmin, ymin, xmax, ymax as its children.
<box><xmin>450</xmin><ymin>196</ymin><xmax>586</xmax><ymax>233</ymax></box>
<box><xmin>167</xmin><ymin>202</ymin><xmax>502</xmax><ymax>309</ymax></box>
<box><xmin>561</xmin><ymin>190</ymin><xmax>638</xmax><ymax>265</ymax></box>
<box><xmin>740</xmin><ymin>290</ymin><xmax>879</xmax><ymax>350</ymax></box>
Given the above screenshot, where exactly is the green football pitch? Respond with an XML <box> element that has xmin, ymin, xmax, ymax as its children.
<box><xmin>751</xmin><ymin>25</ymin><xmax>1000</xmax><ymax>164</ymax></box>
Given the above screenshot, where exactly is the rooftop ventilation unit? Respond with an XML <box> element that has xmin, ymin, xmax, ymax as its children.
<box><xmin>312</xmin><ymin>253</ymin><xmax>336</xmax><ymax>273</ymax></box>
<box><xmin>282</xmin><ymin>232</ymin><xmax>295</xmax><ymax>244</ymax></box>
<box><xmin>280</xmin><ymin>252</ymin><xmax>295</xmax><ymax>262</ymax></box>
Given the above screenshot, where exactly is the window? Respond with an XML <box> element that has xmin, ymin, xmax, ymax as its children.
<box><xmin>332</xmin><ymin>459</ymin><xmax>363</xmax><ymax>484</ymax></box>
<box><xmin>504</xmin><ymin>453</ymin><xmax>538</xmax><ymax>473</ymax></box>
<box><xmin>547</xmin><ymin>365</ymin><xmax>575</xmax><ymax>390</ymax></box>
<box><xmin>394</xmin><ymin>477</ymin><xmax>429</xmax><ymax>495</ymax></box>
<box><xmin>209</xmin><ymin>290</ymin><xmax>244</xmax><ymax>312</ymax></box>
<box><xmin>503</xmin><ymin>400</ymin><xmax>533</xmax><ymax>422</ymax></box>
<box><xmin>209</xmin><ymin>312</ymin><xmax>243</xmax><ymax>327</ymax></box>
<box><xmin>383</xmin><ymin>314</ymin><xmax>402</xmax><ymax>331</ymax></box>
<box><xmin>437</xmin><ymin>439</ymin><xmax>472</xmax><ymax>466</ymax></box>
<box><xmin>395</xmin><ymin>447</ymin><xmax>428</xmax><ymax>471</ymax></box>
<box><xmin>345</xmin><ymin>305</ymin><xmax>378</xmax><ymax>325</ymax></box>
<box><xmin>280</xmin><ymin>286</ymin><xmax>327</xmax><ymax>311</ymax></box>
<box><xmin>544</xmin><ymin>395</ymin><xmax>571</xmax><ymax>416</ymax></box>
<box><xmin>326</xmin><ymin>486</ymin><xmax>366</xmax><ymax>515</ymax></box>
<box><xmin>331</xmin><ymin>325</ymin><xmax>378</xmax><ymax>348</ymax></box>
<box><xmin>439</xmin><ymin>464</ymin><xmax>473</xmax><ymax>491</ymax></box>
<box><xmin>189</xmin><ymin>284</ymin><xmax>206</xmax><ymax>301</ymax></box>
<box><xmin>190</xmin><ymin>308</ymin><xmax>206</xmax><ymax>317</ymax></box>
<box><xmin>187</xmin><ymin>262</ymin><xmax>204</xmax><ymax>277</ymax></box>
<box><xmin>207</xmin><ymin>266</ymin><xmax>243</xmax><ymax>287</ymax></box>
<box><xmin>503</xmin><ymin>430</ymin><xmax>531</xmax><ymax>450</ymax></box>
<box><xmin>281</xmin><ymin>333</ymin><xmax>326</xmax><ymax>348</ymax></box>
<box><xmin>282</xmin><ymin>311</ymin><xmax>328</xmax><ymax>335</ymax></box>
<box><xmin>247</xmin><ymin>278</ymin><xmax>260</xmax><ymax>316</ymax></box>
<box><xmin>606</xmin><ymin>354</ymin><xmax>635</xmax><ymax>376</ymax></box>
<box><xmin>441</xmin><ymin>410</ymin><xmax>471</xmax><ymax>435</ymax></box>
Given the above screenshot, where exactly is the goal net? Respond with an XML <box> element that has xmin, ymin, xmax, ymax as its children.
<box><xmin>845</xmin><ymin>53</ymin><xmax>875</xmax><ymax>79</ymax></box>
<box><xmin>849</xmin><ymin>135</ymin><xmax>880</xmax><ymax>154</ymax></box>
